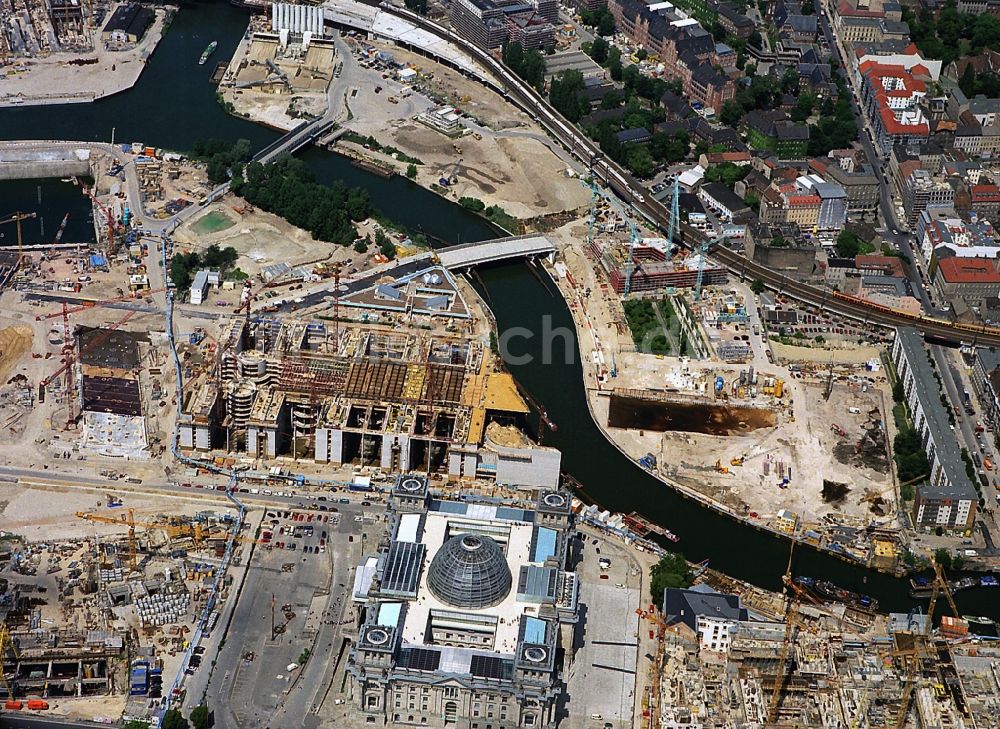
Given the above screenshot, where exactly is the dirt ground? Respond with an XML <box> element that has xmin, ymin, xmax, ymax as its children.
<box><xmin>598</xmin><ymin>365</ymin><xmax>895</xmax><ymax>526</ymax></box>
<box><xmin>0</xmin><ymin>9</ymin><xmax>168</xmax><ymax>107</ymax></box>
<box><xmin>771</xmin><ymin>340</ymin><xmax>885</xmax><ymax>364</ymax></box>
<box><xmin>0</xmin><ymin>482</ymin><xmax>213</xmax><ymax>541</ymax></box>
<box><xmin>0</xmin><ymin>326</ymin><xmax>33</xmax><ymax>383</ymax></box>
<box><xmin>379</xmin><ymin>125</ymin><xmax>589</xmax><ymax>219</ymax></box>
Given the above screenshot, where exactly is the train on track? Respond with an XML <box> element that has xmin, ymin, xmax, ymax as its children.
<box><xmin>390</xmin><ymin>4</ymin><xmax>1000</xmax><ymax>346</ymax></box>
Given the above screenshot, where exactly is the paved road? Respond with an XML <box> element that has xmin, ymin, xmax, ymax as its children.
<box><xmin>195</xmin><ymin>506</ymin><xmax>363</xmax><ymax>729</ymax></box>
<box><xmin>816</xmin><ymin>10</ymin><xmax>940</xmax><ymax>314</ymax></box>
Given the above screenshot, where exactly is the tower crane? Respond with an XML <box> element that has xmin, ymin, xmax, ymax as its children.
<box><xmin>0</xmin><ymin>211</ymin><xmax>38</xmax><ymax>269</ymax></box>
<box><xmin>584</xmin><ymin>174</ymin><xmax>642</xmax><ymax>294</ymax></box>
<box><xmin>893</xmin><ymin>551</ymin><xmax>961</xmax><ymax>729</ymax></box>
<box><xmin>81</xmin><ymin>184</ymin><xmax>122</xmax><ymax>258</ymax></box>
<box><xmin>35</xmin><ymin>286</ymin><xmax>166</xmax><ymax>321</ymax></box>
<box><xmin>77</xmin><ymin>507</ymin><xmax>138</xmax><ymax>572</ymax></box>
<box><xmin>0</xmin><ymin>622</ymin><xmax>19</xmax><ymax>700</ymax></box>
<box><xmin>38</xmin><ymin>309</ymin><xmax>137</xmax><ymax>430</ymax></box>
<box><xmin>767</xmin><ymin>540</ymin><xmax>820</xmax><ymax>725</ymax></box>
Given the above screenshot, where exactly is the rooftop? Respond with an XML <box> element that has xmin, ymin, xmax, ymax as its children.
<box><xmin>896</xmin><ymin>327</ymin><xmax>978</xmax><ymax>502</ymax></box>
<box><xmin>936</xmin><ymin>258</ymin><xmax>1000</xmax><ymax>284</ymax></box>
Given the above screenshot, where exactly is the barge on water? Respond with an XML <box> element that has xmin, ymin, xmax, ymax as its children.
<box><xmin>623</xmin><ymin>511</ymin><xmax>679</xmax><ymax>542</ymax></box>
<box><xmin>795</xmin><ymin>577</ymin><xmax>878</xmax><ymax>610</ymax></box>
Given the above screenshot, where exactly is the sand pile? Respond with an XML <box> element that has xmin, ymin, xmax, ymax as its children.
<box><xmin>0</xmin><ymin>326</ymin><xmax>32</xmax><ymax>383</ymax></box>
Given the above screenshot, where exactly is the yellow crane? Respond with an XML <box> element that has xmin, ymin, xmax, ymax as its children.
<box><xmin>767</xmin><ymin>540</ymin><xmax>820</xmax><ymax>726</ymax></box>
<box><xmin>894</xmin><ymin>552</ymin><xmax>960</xmax><ymax>729</ymax></box>
<box><xmin>0</xmin><ymin>211</ymin><xmax>37</xmax><ymax>269</ymax></box>
<box><xmin>0</xmin><ymin>622</ymin><xmax>19</xmax><ymax>700</ymax></box>
<box><xmin>76</xmin><ymin>508</ymin><xmax>138</xmax><ymax>572</ymax></box>
<box><xmin>75</xmin><ymin>509</ymin><xmax>261</xmax><ymax>565</ymax></box>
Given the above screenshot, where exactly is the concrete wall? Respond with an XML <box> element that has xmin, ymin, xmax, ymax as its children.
<box><xmin>0</xmin><ymin>147</ymin><xmax>93</xmax><ymax>180</ymax></box>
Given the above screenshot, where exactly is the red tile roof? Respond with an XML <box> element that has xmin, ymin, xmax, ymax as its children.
<box><xmin>972</xmin><ymin>184</ymin><xmax>1000</xmax><ymax>202</ymax></box>
<box><xmin>937</xmin><ymin>257</ymin><xmax>1000</xmax><ymax>284</ymax></box>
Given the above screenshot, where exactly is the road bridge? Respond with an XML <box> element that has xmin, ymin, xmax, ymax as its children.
<box><xmin>251</xmin><ymin>117</ymin><xmax>337</xmax><ymax>164</ymax></box>
<box><xmin>370</xmin><ymin>2</ymin><xmax>1000</xmax><ymax>347</ymax></box>
<box><xmin>436</xmin><ymin>234</ymin><xmax>555</xmax><ymax>269</ymax></box>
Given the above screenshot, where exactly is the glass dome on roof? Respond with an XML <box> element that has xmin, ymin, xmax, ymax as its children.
<box><xmin>426</xmin><ymin>534</ymin><xmax>512</xmax><ymax>609</ymax></box>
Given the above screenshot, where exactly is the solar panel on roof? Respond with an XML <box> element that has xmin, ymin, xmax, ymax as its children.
<box><xmin>470</xmin><ymin>654</ymin><xmax>506</xmax><ymax>680</ymax></box>
<box><xmin>400</xmin><ymin>647</ymin><xmax>441</xmax><ymax>672</ymax></box>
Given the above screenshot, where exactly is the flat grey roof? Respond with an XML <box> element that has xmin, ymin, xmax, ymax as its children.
<box><xmin>896</xmin><ymin>327</ymin><xmax>978</xmax><ymax>501</ymax></box>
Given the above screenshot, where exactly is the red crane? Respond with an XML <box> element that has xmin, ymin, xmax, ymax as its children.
<box><xmin>81</xmin><ymin>184</ymin><xmax>122</xmax><ymax>258</ymax></box>
<box><xmin>38</xmin><ymin>309</ymin><xmax>137</xmax><ymax>428</ymax></box>
<box><xmin>35</xmin><ymin>287</ymin><xmax>166</xmax><ymax>321</ymax></box>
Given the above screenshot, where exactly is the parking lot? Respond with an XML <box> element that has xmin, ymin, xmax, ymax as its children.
<box><xmin>564</xmin><ymin>532</ymin><xmax>644</xmax><ymax>729</ymax></box>
<box><xmin>197</xmin><ymin>501</ymin><xmax>366</xmax><ymax>729</ymax></box>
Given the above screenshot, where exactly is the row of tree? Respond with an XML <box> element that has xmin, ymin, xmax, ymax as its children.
<box><xmin>231</xmin><ymin>156</ymin><xmax>372</xmax><ymax>246</ymax></box>
<box><xmin>125</xmin><ymin>705</ymin><xmax>209</xmax><ymax>729</ymax></box>
<box><xmin>193</xmin><ymin>138</ymin><xmax>253</xmax><ymax>185</ymax></box>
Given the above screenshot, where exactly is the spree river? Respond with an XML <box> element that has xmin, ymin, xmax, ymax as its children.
<box><xmin>1</xmin><ymin>0</ymin><xmax>997</xmax><ymax>621</ymax></box>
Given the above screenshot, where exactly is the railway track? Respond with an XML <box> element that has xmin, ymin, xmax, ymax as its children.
<box><xmin>387</xmin><ymin>4</ymin><xmax>1000</xmax><ymax>347</ymax></box>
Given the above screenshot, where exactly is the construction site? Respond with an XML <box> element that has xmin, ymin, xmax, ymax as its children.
<box><xmin>0</xmin><ymin>480</ymin><xmax>252</xmax><ymax>720</ymax></box>
<box><xmin>0</xmin><ymin>0</ymin><xmax>168</xmax><ymax>106</ymax></box>
<box><xmin>544</xmin><ymin>189</ymin><xmax>904</xmax><ymax>572</ymax></box>
<box><xmin>636</xmin><ymin>537</ymin><xmax>993</xmax><ymax>729</ymax></box>
<box><xmin>177</xmin><ymin>312</ymin><xmax>562</xmax><ymax>490</ymax></box>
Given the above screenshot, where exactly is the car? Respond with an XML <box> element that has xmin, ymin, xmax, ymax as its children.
<box><xmin>323</xmin><ymin>515</ymin><xmax>329</xmax><ymax>522</ymax></box>
<box><xmin>182</xmin><ymin>483</ymin><xmax>192</xmax><ymax>488</ymax></box>
<box><xmin>600</xmin><ymin>574</ymin><xmax>609</xmax><ymax>580</ymax></box>
<box><xmin>193</xmin><ymin>646</ymin><xmax>205</xmax><ymax>655</ymax></box>
<box><xmin>592</xmin><ymin>539</ymin><xmax>598</xmax><ymax>545</ymax></box>
<box><xmin>322</xmin><ymin>531</ymin><xmax>327</xmax><ymax>539</ymax></box>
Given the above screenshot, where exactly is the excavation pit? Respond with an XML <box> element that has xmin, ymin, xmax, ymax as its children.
<box><xmin>607</xmin><ymin>395</ymin><xmax>776</xmax><ymax>435</ymax></box>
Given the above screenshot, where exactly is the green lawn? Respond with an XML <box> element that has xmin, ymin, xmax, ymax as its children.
<box><xmin>192</xmin><ymin>211</ymin><xmax>235</xmax><ymax>235</ymax></box>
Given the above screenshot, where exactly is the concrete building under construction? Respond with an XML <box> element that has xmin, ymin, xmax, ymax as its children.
<box><xmin>587</xmin><ymin>239</ymin><xmax>728</xmax><ymax>294</ymax></box>
<box><xmin>178</xmin><ymin>320</ymin><xmax>562</xmax><ymax>489</ymax></box>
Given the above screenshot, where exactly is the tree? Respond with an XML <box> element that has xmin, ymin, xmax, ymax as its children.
<box><xmin>190</xmin><ymin>705</ymin><xmax>211</xmax><ymax>729</ymax></box>
<box><xmin>720</xmin><ymin>100</ymin><xmax>743</xmax><ymax>127</ymax></box>
<box><xmin>403</xmin><ymin>0</ymin><xmax>427</xmax><ymax>13</ymax></box>
<box><xmin>600</xmin><ymin>90</ymin><xmax>625</xmax><ymax>109</ymax></box>
<box><xmin>751</xmin><ymin>278</ymin><xmax>765</xmax><ymax>295</ymax></box>
<box><xmin>650</xmin><ymin>553</ymin><xmax>693</xmax><ymax>609</ymax></box>
<box><xmin>406</xmin><ymin>163</ymin><xmax>417</xmax><ymax>179</ymax></box>
<box><xmin>933</xmin><ymin>548</ymin><xmax>953</xmax><ymax>571</ymax></box>
<box><xmin>161</xmin><ymin>710</ymin><xmax>190</xmax><ymax>729</ymax></box>
<box><xmin>704</xmin><ymin>162</ymin><xmax>749</xmax><ymax>187</ymax></box>
<box><xmin>626</xmin><ymin>145</ymin><xmax>656</xmax><ymax>177</ymax></box>
<box><xmin>354</xmin><ymin>239</ymin><xmax>368</xmax><ymax>253</ymax></box>
<box><xmin>802</xmin><ymin>0</ymin><xmax>814</xmax><ymax>12</ymax></box>
<box><xmin>233</xmin><ymin>156</ymin><xmax>371</xmax><ymax>246</ymax></box>
<box><xmin>609</xmin><ymin>57</ymin><xmax>623</xmax><ymax>82</ymax></box>
<box><xmin>549</xmin><ymin>70</ymin><xmax>587</xmax><ymax>122</ymax></box>
<box><xmin>589</xmin><ymin>36</ymin><xmax>609</xmax><ymax>65</ymax></box>
<box><xmin>834</xmin><ymin>230</ymin><xmax>864</xmax><ymax>258</ymax></box>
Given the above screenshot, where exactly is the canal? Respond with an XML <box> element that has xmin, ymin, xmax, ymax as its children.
<box><xmin>0</xmin><ymin>0</ymin><xmax>997</xmax><ymax>620</ymax></box>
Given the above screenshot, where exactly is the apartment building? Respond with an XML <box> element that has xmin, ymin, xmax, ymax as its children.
<box><xmin>891</xmin><ymin>327</ymin><xmax>978</xmax><ymax>532</ymax></box>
